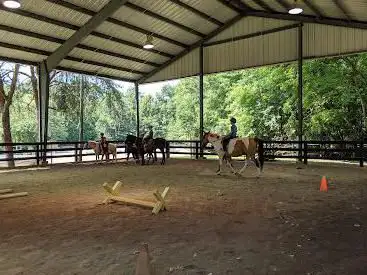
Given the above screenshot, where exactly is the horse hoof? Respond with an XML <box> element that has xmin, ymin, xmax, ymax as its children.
<box><xmin>216</xmin><ymin>171</ymin><xmax>221</xmax><ymax>175</ymax></box>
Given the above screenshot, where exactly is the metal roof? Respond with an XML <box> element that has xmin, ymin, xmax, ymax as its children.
<box><xmin>0</xmin><ymin>0</ymin><xmax>367</xmax><ymax>83</ymax></box>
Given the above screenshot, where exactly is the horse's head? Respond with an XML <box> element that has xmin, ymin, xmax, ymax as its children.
<box><xmin>202</xmin><ymin>131</ymin><xmax>221</xmax><ymax>148</ymax></box>
<box><xmin>87</xmin><ymin>140</ymin><xmax>97</xmax><ymax>149</ymax></box>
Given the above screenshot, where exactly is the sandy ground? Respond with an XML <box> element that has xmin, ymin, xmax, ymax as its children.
<box><xmin>0</xmin><ymin>159</ymin><xmax>366</xmax><ymax>275</ymax></box>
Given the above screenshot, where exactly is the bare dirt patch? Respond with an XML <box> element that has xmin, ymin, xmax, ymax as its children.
<box><xmin>0</xmin><ymin>159</ymin><xmax>366</xmax><ymax>274</ymax></box>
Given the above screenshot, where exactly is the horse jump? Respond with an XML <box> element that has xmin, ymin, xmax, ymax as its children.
<box><xmin>102</xmin><ymin>181</ymin><xmax>170</xmax><ymax>215</ymax></box>
<box><xmin>202</xmin><ymin>131</ymin><xmax>264</xmax><ymax>176</ymax></box>
<box><xmin>0</xmin><ymin>189</ymin><xmax>28</xmax><ymax>200</ymax></box>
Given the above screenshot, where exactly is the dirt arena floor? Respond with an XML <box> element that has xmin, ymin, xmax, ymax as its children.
<box><xmin>0</xmin><ymin>159</ymin><xmax>366</xmax><ymax>275</ymax></box>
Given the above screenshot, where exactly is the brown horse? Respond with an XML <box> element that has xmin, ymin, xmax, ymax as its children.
<box><xmin>125</xmin><ymin>135</ymin><xmax>166</xmax><ymax>165</ymax></box>
<box><xmin>202</xmin><ymin>131</ymin><xmax>264</xmax><ymax>176</ymax></box>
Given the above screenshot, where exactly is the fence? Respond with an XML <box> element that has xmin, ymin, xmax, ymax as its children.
<box><xmin>0</xmin><ymin>139</ymin><xmax>365</xmax><ymax>168</ymax></box>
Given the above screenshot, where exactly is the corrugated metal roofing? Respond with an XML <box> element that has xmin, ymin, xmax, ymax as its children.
<box><xmin>0</xmin><ymin>0</ymin><xmax>366</xmax><ymax>83</ymax></box>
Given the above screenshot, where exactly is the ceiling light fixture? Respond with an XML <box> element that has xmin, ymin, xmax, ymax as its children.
<box><xmin>288</xmin><ymin>0</ymin><xmax>303</xmax><ymax>15</ymax></box>
<box><xmin>143</xmin><ymin>34</ymin><xmax>154</xmax><ymax>49</ymax></box>
<box><xmin>2</xmin><ymin>0</ymin><xmax>21</xmax><ymax>9</ymax></box>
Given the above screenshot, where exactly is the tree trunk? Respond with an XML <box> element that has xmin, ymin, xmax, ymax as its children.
<box><xmin>0</xmin><ymin>64</ymin><xmax>19</xmax><ymax>168</ymax></box>
<box><xmin>2</xmin><ymin>104</ymin><xmax>14</xmax><ymax>167</ymax></box>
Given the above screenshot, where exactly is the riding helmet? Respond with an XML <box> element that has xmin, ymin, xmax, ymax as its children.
<box><xmin>230</xmin><ymin>117</ymin><xmax>237</xmax><ymax>123</ymax></box>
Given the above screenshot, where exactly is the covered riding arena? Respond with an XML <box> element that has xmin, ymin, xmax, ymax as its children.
<box><xmin>1</xmin><ymin>0</ymin><xmax>367</xmax><ymax>274</ymax></box>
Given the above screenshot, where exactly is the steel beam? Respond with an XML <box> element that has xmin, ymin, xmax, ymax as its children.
<box><xmin>274</xmin><ymin>0</ymin><xmax>289</xmax><ymax>10</ymax></box>
<box><xmin>169</xmin><ymin>0</ymin><xmax>223</xmax><ymax>26</ymax></box>
<box><xmin>252</xmin><ymin>0</ymin><xmax>273</xmax><ymax>11</ymax></box>
<box><xmin>46</xmin><ymin>0</ymin><xmax>187</xmax><ymax>48</ymax></box>
<box><xmin>224</xmin><ymin>0</ymin><xmax>252</xmax><ymax>11</ymax></box>
<box><xmin>138</xmin><ymin>14</ymin><xmax>245</xmax><ymax>83</ymax></box>
<box><xmin>204</xmin><ymin>23</ymin><xmax>300</xmax><ymax>47</ymax></box>
<box><xmin>0</xmin><ymin>24</ymin><xmax>160</xmax><ymax>67</ymax></box>
<box><xmin>0</xmin><ymin>41</ymin><xmax>145</xmax><ymax>76</ymax></box>
<box><xmin>199</xmin><ymin>44</ymin><xmax>204</xmax><ymax>158</ymax></box>
<box><xmin>246</xmin><ymin>10</ymin><xmax>367</xmax><ymax>30</ymax></box>
<box><xmin>78</xmin><ymin>76</ymin><xmax>84</xmax><ymax>161</ymax></box>
<box><xmin>0</xmin><ymin>56</ymin><xmax>38</xmax><ymax>66</ymax></box>
<box><xmin>0</xmin><ymin>55</ymin><xmax>136</xmax><ymax>82</ymax></box>
<box><xmin>56</xmin><ymin>66</ymin><xmax>135</xmax><ymax>83</ymax></box>
<box><xmin>332</xmin><ymin>0</ymin><xmax>352</xmax><ymax>21</ymax></box>
<box><xmin>38</xmin><ymin>62</ymin><xmax>50</xmax><ymax>165</ymax></box>
<box><xmin>135</xmin><ymin>82</ymin><xmax>140</xmax><ymax>137</ymax></box>
<box><xmin>303</xmin><ymin>0</ymin><xmax>323</xmax><ymax>17</ymax></box>
<box><xmin>297</xmin><ymin>24</ymin><xmax>303</xmax><ymax>161</ymax></box>
<box><xmin>0</xmin><ymin>5</ymin><xmax>174</xmax><ymax>59</ymax></box>
<box><xmin>216</xmin><ymin>0</ymin><xmax>241</xmax><ymax>13</ymax></box>
<box><xmin>124</xmin><ymin>2</ymin><xmax>205</xmax><ymax>37</ymax></box>
<box><xmin>46</xmin><ymin>0</ymin><xmax>129</xmax><ymax>71</ymax></box>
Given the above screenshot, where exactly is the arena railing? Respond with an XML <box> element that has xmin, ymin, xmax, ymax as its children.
<box><xmin>0</xmin><ymin>139</ymin><xmax>365</xmax><ymax>168</ymax></box>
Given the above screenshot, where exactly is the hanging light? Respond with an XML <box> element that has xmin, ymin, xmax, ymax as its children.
<box><xmin>288</xmin><ymin>0</ymin><xmax>303</xmax><ymax>15</ymax></box>
<box><xmin>2</xmin><ymin>0</ymin><xmax>21</xmax><ymax>9</ymax></box>
<box><xmin>143</xmin><ymin>34</ymin><xmax>154</xmax><ymax>49</ymax></box>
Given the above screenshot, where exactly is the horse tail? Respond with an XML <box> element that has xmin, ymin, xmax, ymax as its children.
<box><xmin>255</xmin><ymin>137</ymin><xmax>264</xmax><ymax>172</ymax></box>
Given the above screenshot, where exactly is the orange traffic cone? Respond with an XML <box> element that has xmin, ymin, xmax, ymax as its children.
<box><xmin>320</xmin><ymin>176</ymin><xmax>328</xmax><ymax>192</ymax></box>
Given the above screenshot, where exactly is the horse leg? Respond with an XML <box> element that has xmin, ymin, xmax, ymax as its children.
<box><xmin>225</xmin><ymin>159</ymin><xmax>237</xmax><ymax>174</ymax></box>
<box><xmin>253</xmin><ymin>157</ymin><xmax>261</xmax><ymax>177</ymax></box>
<box><xmin>216</xmin><ymin>158</ymin><xmax>223</xmax><ymax>175</ymax></box>
<box><xmin>238</xmin><ymin>160</ymin><xmax>249</xmax><ymax>175</ymax></box>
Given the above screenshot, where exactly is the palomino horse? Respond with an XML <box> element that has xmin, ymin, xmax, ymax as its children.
<box><xmin>85</xmin><ymin>140</ymin><xmax>117</xmax><ymax>161</ymax></box>
<box><xmin>125</xmin><ymin>135</ymin><xmax>166</xmax><ymax>165</ymax></box>
<box><xmin>201</xmin><ymin>131</ymin><xmax>264</xmax><ymax>176</ymax></box>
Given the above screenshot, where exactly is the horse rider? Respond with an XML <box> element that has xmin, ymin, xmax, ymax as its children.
<box><xmin>99</xmin><ymin>132</ymin><xmax>109</xmax><ymax>159</ymax></box>
<box><xmin>142</xmin><ymin>126</ymin><xmax>154</xmax><ymax>151</ymax></box>
<box><xmin>222</xmin><ymin>117</ymin><xmax>238</xmax><ymax>158</ymax></box>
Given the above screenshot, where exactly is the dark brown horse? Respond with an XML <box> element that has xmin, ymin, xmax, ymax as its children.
<box><xmin>125</xmin><ymin>134</ymin><xmax>167</xmax><ymax>165</ymax></box>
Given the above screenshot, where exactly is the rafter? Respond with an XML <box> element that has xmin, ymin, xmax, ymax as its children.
<box><xmin>0</xmin><ymin>55</ymin><xmax>135</xmax><ymax>82</ymax></box>
<box><xmin>46</xmin><ymin>0</ymin><xmax>187</xmax><ymax>48</ymax></box>
<box><xmin>46</xmin><ymin>0</ymin><xmax>130</xmax><ymax>71</ymax></box>
<box><xmin>246</xmin><ymin>9</ymin><xmax>367</xmax><ymax>29</ymax></box>
<box><xmin>274</xmin><ymin>0</ymin><xmax>290</xmax><ymax>10</ymax></box>
<box><xmin>124</xmin><ymin>2</ymin><xmax>206</xmax><ymax>37</ymax></box>
<box><xmin>332</xmin><ymin>0</ymin><xmax>352</xmax><ymax>21</ymax></box>
<box><xmin>56</xmin><ymin>66</ymin><xmax>135</xmax><ymax>82</ymax></box>
<box><xmin>216</xmin><ymin>0</ymin><xmax>243</xmax><ymax>13</ymax></box>
<box><xmin>227</xmin><ymin>0</ymin><xmax>253</xmax><ymax>11</ymax></box>
<box><xmin>303</xmin><ymin>0</ymin><xmax>323</xmax><ymax>17</ymax></box>
<box><xmin>138</xmin><ymin>14</ymin><xmax>245</xmax><ymax>83</ymax></box>
<box><xmin>204</xmin><ymin>23</ymin><xmax>301</xmax><ymax>47</ymax></box>
<box><xmin>252</xmin><ymin>0</ymin><xmax>274</xmax><ymax>11</ymax></box>
<box><xmin>169</xmin><ymin>0</ymin><xmax>223</xmax><ymax>26</ymax></box>
<box><xmin>0</xmin><ymin>24</ymin><xmax>160</xmax><ymax>68</ymax></box>
<box><xmin>0</xmin><ymin>6</ymin><xmax>174</xmax><ymax>59</ymax></box>
<box><xmin>0</xmin><ymin>42</ymin><xmax>146</xmax><ymax>76</ymax></box>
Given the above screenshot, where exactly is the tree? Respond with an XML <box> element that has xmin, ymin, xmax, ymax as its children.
<box><xmin>0</xmin><ymin>63</ymin><xmax>20</xmax><ymax>167</ymax></box>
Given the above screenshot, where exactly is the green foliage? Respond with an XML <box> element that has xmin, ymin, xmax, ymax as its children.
<box><xmin>2</xmin><ymin>53</ymin><xmax>367</xmax><ymax>143</ymax></box>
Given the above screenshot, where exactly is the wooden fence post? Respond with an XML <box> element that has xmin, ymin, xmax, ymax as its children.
<box><xmin>36</xmin><ymin>144</ymin><xmax>40</xmax><ymax>166</ymax></box>
<box><xmin>303</xmin><ymin>141</ymin><xmax>308</xmax><ymax>165</ymax></box>
<box><xmin>166</xmin><ymin>141</ymin><xmax>170</xmax><ymax>159</ymax></box>
<box><xmin>360</xmin><ymin>140</ymin><xmax>364</xmax><ymax>167</ymax></box>
<box><xmin>74</xmin><ymin>143</ymin><xmax>78</xmax><ymax>162</ymax></box>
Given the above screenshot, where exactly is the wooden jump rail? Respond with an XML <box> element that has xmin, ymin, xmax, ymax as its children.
<box><xmin>0</xmin><ymin>189</ymin><xmax>28</xmax><ymax>200</ymax></box>
<box><xmin>102</xmin><ymin>181</ymin><xmax>170</xmax><ymax>215</ymax></box>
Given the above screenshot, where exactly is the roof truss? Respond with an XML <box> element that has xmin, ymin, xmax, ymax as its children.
<box><xmin>0</xmin><ymin>0</ymin><xmax>366</xmax><ymax>83</ymax></box>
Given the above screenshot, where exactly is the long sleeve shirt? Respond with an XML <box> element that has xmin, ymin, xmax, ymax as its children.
<box><xmin>229</xmin><ymin>124</ymin><xmax>237</xmax><ymax>138</ymax></box>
